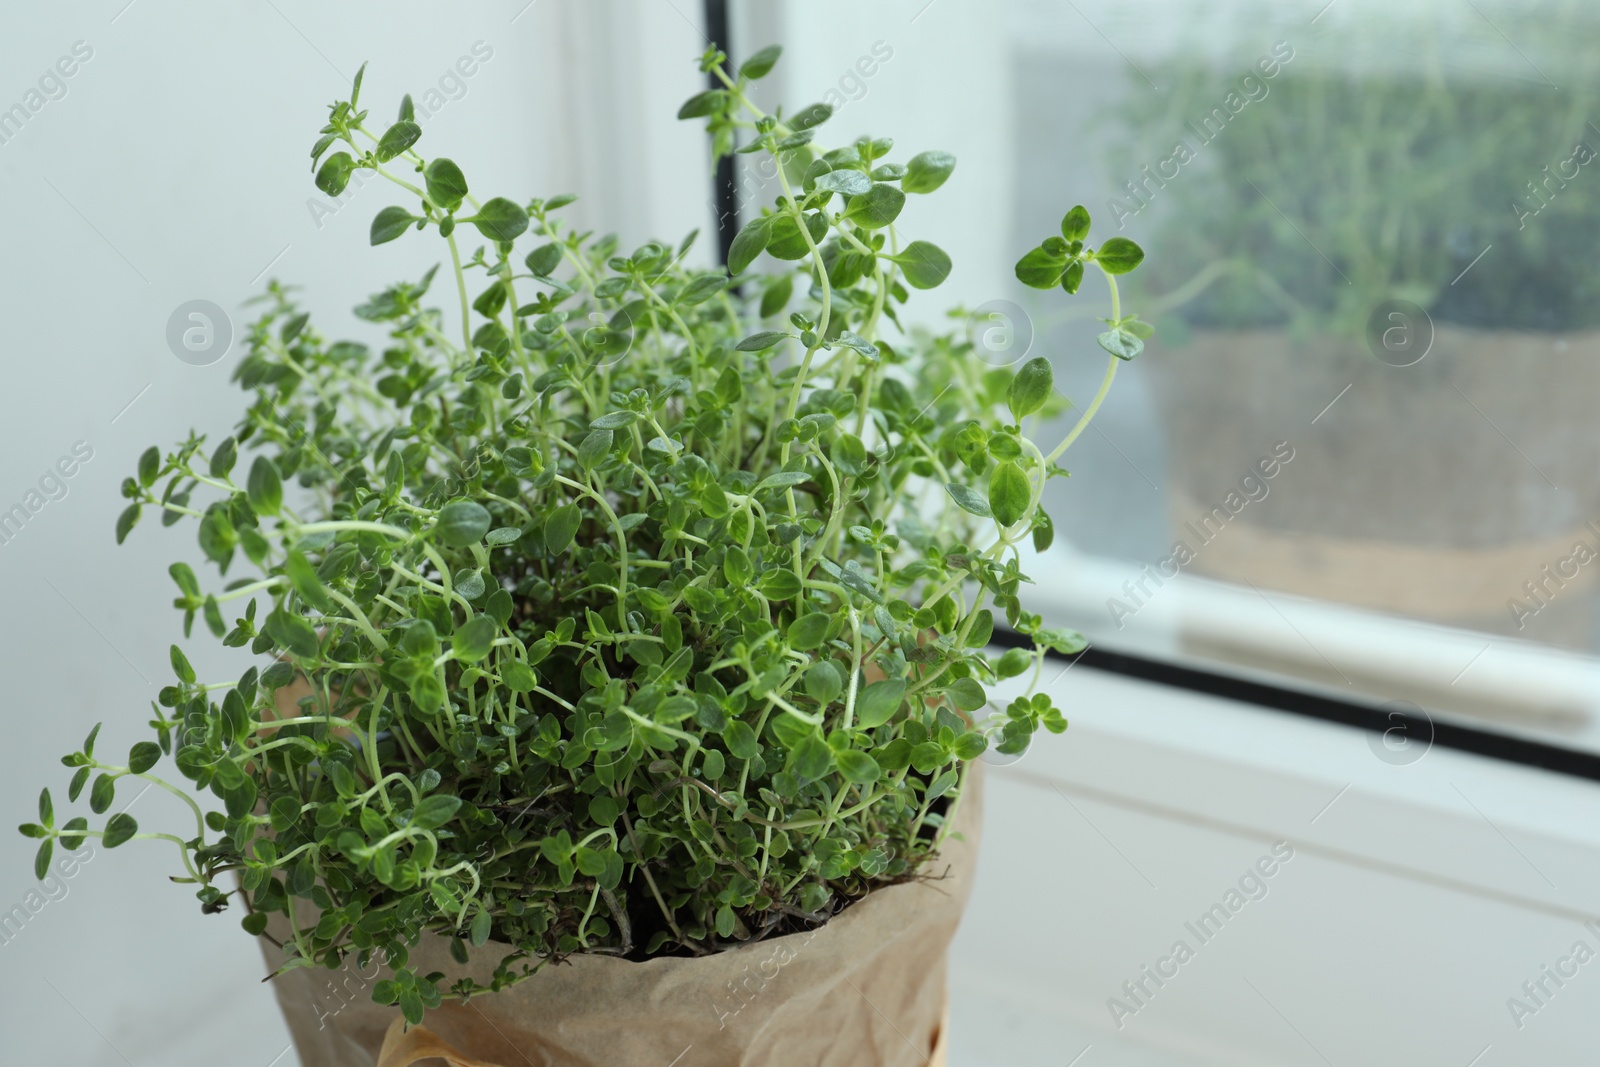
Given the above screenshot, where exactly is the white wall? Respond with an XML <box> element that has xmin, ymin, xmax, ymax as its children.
<box><xmin>951</xmin><ymin>665</ymin><xmax>1600</xmax><ymax>1065</ymax></box>
<box><xmin>0</xmin><ymin>3</ymin><xmax>708</xmax><ymax>1063</ymax></box>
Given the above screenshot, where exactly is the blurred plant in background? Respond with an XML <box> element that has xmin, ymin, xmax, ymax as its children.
<box><xmin>1115</xmin><ymin>4</ymin><xmax>1600</xmax><ymax>336</ymax></box>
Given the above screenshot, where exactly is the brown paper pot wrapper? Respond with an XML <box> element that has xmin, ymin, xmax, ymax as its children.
<box><xmin>261</xmin><ymin>765</ymin><xmax>982</xmax><ymax>1067</ymax></box>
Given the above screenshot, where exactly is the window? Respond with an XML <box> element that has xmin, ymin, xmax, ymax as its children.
<box><xmin>1004</xmin><ymin>0</ymin><xmax>1600</xmax><ymax>754</ymax></box>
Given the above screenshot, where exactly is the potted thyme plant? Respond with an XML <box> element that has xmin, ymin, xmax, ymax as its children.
<box><xmin>19</xmin><ymin>44</ymin><xmax>1144</xmax><ymax>1066</ymax></box>
<box><xmin>1113</xmin><ymin>22</ymin><xmax>1600</xmax><ymax>647</ymax></box>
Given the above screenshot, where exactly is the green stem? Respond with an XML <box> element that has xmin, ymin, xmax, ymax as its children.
<box><xmin>214</xmin><ymin>577</ymin><xmax>285</xmax><ymax>603</ymax></box>
<box><xmin>1045</xmin><ymin>354</ymin><xmax>1118</xmax><ymax>466</ymax></box>
<box><xmin>292</xmin><ymin>519</ymin><xmax>414</xmax><ymax>540</ymax></box>
<box><xmin>447</xmin><ymin>230</ymin><xmax>473</xmax><ymax>352</ymax></box>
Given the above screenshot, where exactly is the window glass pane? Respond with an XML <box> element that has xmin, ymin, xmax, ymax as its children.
<box><xmin>1004</xmin><ymin>0</ymin><xmax>1600</xmax><ymax>751</ymax></box>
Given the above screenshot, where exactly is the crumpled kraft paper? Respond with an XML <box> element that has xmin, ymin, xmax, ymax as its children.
<box><xmin>260</xmin><ymin>765</ymin><xmax>982</xmax><ymax>1067</ymax></box>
